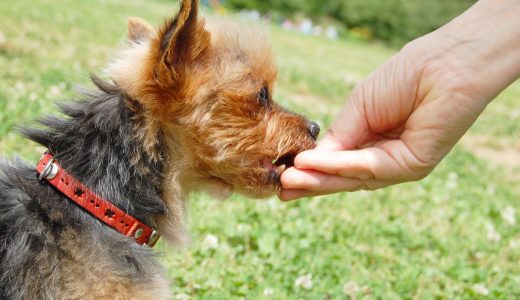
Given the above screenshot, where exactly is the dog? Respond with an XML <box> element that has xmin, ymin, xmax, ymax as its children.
<box><xmin>0</xmin><ymin>0</ymin><xmax>320</xmax><ymax>298</ymax></box>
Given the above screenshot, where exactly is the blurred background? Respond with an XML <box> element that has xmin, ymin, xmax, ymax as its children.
<box><xmin>1</xmin><ymin>0</ymin><xmax>519</xmax><ymax>299</ymax></box>
<box><xmin>216</xmin><ymin>0</ymin><xmax>475</xmax><ymax>46</ymax></box>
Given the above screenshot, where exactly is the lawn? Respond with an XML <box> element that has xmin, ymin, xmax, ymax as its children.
<box><xmin>1</xmin><ymin>0</ymin><xmax>519</xmax><ymax>299</ymax></box>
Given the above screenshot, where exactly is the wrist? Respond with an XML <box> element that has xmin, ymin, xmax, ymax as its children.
<box><xmin>399</xmin><ymin>32</ymin><xmax>488</xmax><ymax>106</ymax></box>
<box><xmin>401</xmin><ymin>0</ymin><xmax>520</xmax><ymax>106</ymax></box>
<box><xmin>428</xmin><ymin>0</ymin><xmax>520</xmax><ymax>102</ymax></box>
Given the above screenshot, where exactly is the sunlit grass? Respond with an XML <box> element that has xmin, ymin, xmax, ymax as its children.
<box><xmin>1</xmin><ymin>0</ymin><xmax>519</xmax><ymax>299</ymax></box>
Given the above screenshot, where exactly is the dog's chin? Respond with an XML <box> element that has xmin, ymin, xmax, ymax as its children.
<box><xmin>200</xmin><ymin>171</ymin><xmax>278</xmax><ymax>200</ymax></box>
<box><xmin>234</xmin><ymin>184</ymin><xmax>279</xmax><ymax>199</ymax></box>
<box><xmin>205</xmin><ymin>153</ymin><xmax>299</xmax><ymax>199</ymax></box>
<box><xmin>233</xmin><ymin>169</ymin><xmax>284</xmax><ymax>199</ymax></box>
<box><xmin>231</xmin><ymin>154</ymin><xmax>298</xmax><ymax>199</ymax></box>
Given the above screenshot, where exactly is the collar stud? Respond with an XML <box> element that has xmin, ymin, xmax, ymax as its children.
<box><xmin>36</xmin><ymin>152</ymin><xmax>160</xmax><ymax>247</ymax></box>
<box><xmin>134</xmin><ymin>228</ymin><xmax>144</xmax><ymax>239</ymax></box>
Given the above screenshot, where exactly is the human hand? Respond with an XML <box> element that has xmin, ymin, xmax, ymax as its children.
<box><xmin>279</xmin><ymin>39</ymin><xmax>486</xmax><ymax>200</ymax></box>
<box><xmin>280</xmin><ymin>0</ymin><xmax>520</xmax><ymax>201</ymax></box>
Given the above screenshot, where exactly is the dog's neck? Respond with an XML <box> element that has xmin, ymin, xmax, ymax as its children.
<box><xmin>23</xmin><ymin>77</ymin><xmax>168</xmax><ymax>227</ymax></box>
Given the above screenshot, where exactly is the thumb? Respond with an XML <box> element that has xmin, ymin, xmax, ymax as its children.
<box><xmin>316</xmin><ymin>92</ymin><xmax>369</xmax><ymax>151</ymax></box>
<box><xmin>314</xmin><ymin>134</ymin><xmax>343</xmax><ymax>150</ymax></box>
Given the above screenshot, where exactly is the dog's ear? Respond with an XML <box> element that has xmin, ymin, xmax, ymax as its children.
<box><xmin>127</xmin><ymin>17</ymin><xmax>155</xmax><ymax>43</ymax></box>
<box><xmin>154</xmin><ymin>0</ymin><xmax>210</xmax><ymax>87</ymax></box>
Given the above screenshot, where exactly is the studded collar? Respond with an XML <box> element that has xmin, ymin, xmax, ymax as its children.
<box><xmin>36</xmin><ymin>152</ymin><xmax>160</xmax><ymax>247</ymax></box>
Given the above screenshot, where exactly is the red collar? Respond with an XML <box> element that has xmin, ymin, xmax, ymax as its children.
<box><xmin>36</xmin><ymin>152</ymin><xmax>160</xmax><ymax>247</ymax></box>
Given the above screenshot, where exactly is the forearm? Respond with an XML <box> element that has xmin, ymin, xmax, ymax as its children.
<box><xmin>412</xmin><ymin>0</ymin><xmax>520</xmax><ymax>103</ymax></box>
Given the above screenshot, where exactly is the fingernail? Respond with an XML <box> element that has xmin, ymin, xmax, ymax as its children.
<box><xmin>279</xmin><ymin>168</ymin><xmax>303</xmax><ymax>187</ymax></box>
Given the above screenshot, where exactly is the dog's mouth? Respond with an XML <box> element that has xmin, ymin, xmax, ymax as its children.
<box><xmin>262</xmin><ymin>152</ymin><xmax>296</xmax><ymax>181</ymax></box>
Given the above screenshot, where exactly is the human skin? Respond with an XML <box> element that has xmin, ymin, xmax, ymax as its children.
<box><xmin>279</xmin><ymin>0</ymin><xmax>520</xmax><ymax>201</ymax></box>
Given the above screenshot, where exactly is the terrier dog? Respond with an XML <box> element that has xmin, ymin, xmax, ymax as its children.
<box><xmin>0</xmin><ymin>0</ymin><xmax>319</xmax><ymax>298</ymax></box>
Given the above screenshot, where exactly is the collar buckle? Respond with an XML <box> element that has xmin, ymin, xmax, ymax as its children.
<box><xmin>38</xmin><ymin>155</ymin><xmax>59</xmax><ymax>181</ymax></box>
<box><xmin>144</xmin><ymin>230</ymin><xmax>160</xmax><ymax>247</ymax></box>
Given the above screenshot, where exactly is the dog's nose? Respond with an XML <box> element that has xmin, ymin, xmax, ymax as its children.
<box><xmin>307</xmin><ymin>121</ymin><xmax>320</xmax><ymax>141</ymax></box>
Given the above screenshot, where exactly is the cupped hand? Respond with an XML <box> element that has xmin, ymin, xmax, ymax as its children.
<box><xmin>279</xmin><ymin>34</ymin><xmax>490</xmax><ymax>201</ymax></box>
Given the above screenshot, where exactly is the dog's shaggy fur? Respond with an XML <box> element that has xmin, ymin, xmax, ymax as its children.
<box><xmin>0</xmin><ymin>0</ymin><xmax>319</xmax><ymax>298</ymax></box>
<box><xmin>0</xmin><ymin>80</ymin><xmax>170</xmax><ymax>299</ymax></box>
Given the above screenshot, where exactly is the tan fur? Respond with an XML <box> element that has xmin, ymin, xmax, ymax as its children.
<box><xmin>59</xmin><ymin>265</ymin><xmax>170</xmax><ymax>300</ymax></box>
<box><xmin>106</xmin><ymin>0</ymin><xmax>317</xmax><ymax>248</ymax></box>
<box><xmin>0</xmin><ymin>1</ymin><xmax>318</xmax><ymax>298</ymax></box>
<box><xmin>88</xmin><ymin>0</ymin><xmax>318</xmax><ymax>297</ymax></box>
<box><xmin>19</xmin><ymin>227</ymin><xmax>171</xmax><ymax>300</ymax></box>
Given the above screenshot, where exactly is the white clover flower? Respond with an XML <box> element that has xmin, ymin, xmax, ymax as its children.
<box><xmin>29</xmin><ymin>93</ymin><xmax>38</xmax><ymax>101</ymax></box>
<box><xmin>474</xmin><ymin>252</ymin><xmax>485</xmax><ymax>261</ymax></box>
<box><xmin>509</xmin><ymin>239</ymin><xmax>520</xmax><ymax>249</ymax></box>
<box><xmin>446</xmin><ymin>172</ymin><xmax>458</xmax><ymax>189</ymax></box>
<box><xmin>15</xmin><ymin>81</ymin><xmax>24</xmax><ymax>90</ymax></box>
<box><xmin>175</xmin><ymin>293</ymin><xmax>190</xmax><ymax>300</ymax></box>
<box><xmin>485</xmin><ymin>223</ymin><xmax>501</xmax><ymax>242</ymax></box>
<box><xmin>294</xmin><ymin>274</ymin><xmax>313</xmax><ymax>290</ymax></box>
<box><xmin>472</xmin><ymin>283</ymin><xmax>490</xmax><ymax>296</ymax></box>
<box><xmin>501</xmin><ymin>206</ymin><xmax>516</xmax><ymax>226</ymax></box>
<box><xmin>202</xmin><ymin>234</ymin><xmax>219</xmax><ymax>250</ymax></box>
<box><xmin>486</xmin><ymin>185</ymin><xmax>496</xmax><ymax>195</ymax></box>
<box><xmin>342</xmin><ymin>280</ymin><xmax>360</xmax><ymax>296</ymax></box>
<box><xmin>262</xmin><ymin>287</ymin><xmax>274</xmax><ymax>296</ymax></box>
<box><xmin>236</xmin><ymin>223</ymin><xmax>252</xmax><ymax>234</ymax></box>
<box><xmin>48</xmin><ymin>85</ymin><xmax>61</xmax><ymax>97</ymax></box>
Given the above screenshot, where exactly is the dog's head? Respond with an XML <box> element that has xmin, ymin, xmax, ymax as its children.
<box><xmin>108</xmin><ymin>0</ymin><xmax>319</xmax><ymax>199</ymax></box>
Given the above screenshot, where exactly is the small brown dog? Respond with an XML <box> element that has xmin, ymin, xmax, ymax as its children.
<box><xmin>0</xmin><ymin>0</ymin><xmax>319</xmax><ymax>298</ymax></box>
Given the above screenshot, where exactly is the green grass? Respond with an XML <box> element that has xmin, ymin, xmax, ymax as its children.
<box><xmin>1</xmin><ymin>0</ymin><xmax>520</xmax><ymax>299</ymax></box>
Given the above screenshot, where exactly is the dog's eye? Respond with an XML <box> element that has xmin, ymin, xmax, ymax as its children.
<box><xmin>257</xmin><ymin>87</ymin><xmax>269</xmax><ymax>107</ymax></box>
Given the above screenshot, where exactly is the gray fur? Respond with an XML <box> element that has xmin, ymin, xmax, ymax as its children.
<box><xmin>0</xmin><ymin>77</ymin><xmax>169</xmax><ymax>299</ymax></box>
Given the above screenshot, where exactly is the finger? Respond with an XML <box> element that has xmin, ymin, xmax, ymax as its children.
<box><xmin>293</xmin><ymin>142</ymin><xmax>415</xmax><ymax>181</ymax></box>
<box><xmin>324</xmin><ymin>92</ymin><xmax>369</xmax><ymax>150</ymax></box>
<box><xmin>315</xmin><ymin>134</ymin><xmax>344</xmax><ymax>151</ymax></box>
<box><xmin>280</xmin><ymin>167</ymin><xmax>390</xmax><ymax>192</ymax></box>
<box><xmin>277</xmin><ymin>189</ymin><xmax>320</xmax><ymax>201</ymax></box>
<box><xmin>292</xmin><ymin>149</ymin><xmax>381</xmax><ymax>179</ymax></box>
